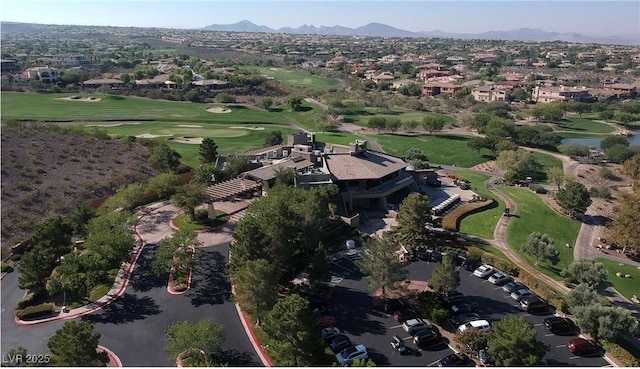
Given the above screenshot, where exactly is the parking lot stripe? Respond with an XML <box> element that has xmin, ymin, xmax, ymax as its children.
<box><xmin>533</xmin><ymin>323</ymin><xmax>543</xmax><ymax>326</ymax></box>
<box><xmin>569</xmin><ymin>356</ymin><xmax>580</xmax><ymax>360</ymax></box>
<box><xmin>556</xmin><ymin>344</ymin><xmax>566</xmax><ymax>348</ymax></box>
<box><xmin>426</xmin><ymin>359</ymin><xmax>440</xmax><ymax>367</ymax></box>
<box><xmin>390</xmin><ymin>324</ymin><xmax>403</xmax><ymax>329</ymax></box>
<box><xmin>402</xmin><ymin>336</ymin><xmax>413</xmax><ymax>341</ymax></box>
<box><xmin>544</xmin><ymin>333</ymin><xmax>554</xmax><ymax>336</ymax></box>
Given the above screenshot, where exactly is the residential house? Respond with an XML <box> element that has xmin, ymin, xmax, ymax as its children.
<box><xmin>532</xmin><ymin>85</ymin><xmax>592</xmax><ymax>103</ymax></box>
<box><xmin>372</xmin><ymin>72</ymin><xmax>395</xmax><ymax>83</ymax></box>
<box><xmin>422</xmin><ymin>81</ymin><xmax>462</xmax><ymax>97</ymax></box>
<box><xmin>82</xmin><ymin>78</ymin><xmax>125</xmax><ymax>89</ymax></box>
<box><xmin>416</xmin><ymin>69</ymin><xmax>449</xmax><ymax>82</ymax></box>
<box><xmin>446</xmin><ymin>56</ymin><xmax>467</xmax><ymax>65</ymax></box>
<box><xmin>52</xmin><ymin>53</ymin><xmax>91</xmax><ymax>66</ymax></box>
<box><xmin>472</xmin><ymin>84</ymin><xmax>513</xmax><ymax>102</ymax></box>
<box><xmin>602</xmin><ymin>83</ymin><xmax>637</xmax><ymax>98</ymax></box>
<box><xmin>24</xmin><ymin>66</ymin><xmax>59</xmax><ymax>83</ymax></box>
<box><xmin>191</xmin><ymin>79</ymin><xmax>230</xmax><ymax>90</ymax></box>
<box><xmin>0</xmin><ymin>59</ymin><xmax>20</xmax><ymax>74</ymax></box>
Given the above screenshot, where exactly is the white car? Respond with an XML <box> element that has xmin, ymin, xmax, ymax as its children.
<box><xmin>458</xmin><ymin>319</ymin><xmax>491</xmax><ymax>333</ymax></box>
<box><xmin>402</xmin><ymin>318</ymin><xmax>432</xmax><ymax>335</ymax></box>
<box><xmin>335</xmin><ymin>344</ymin><xmax>368</xmax><ymax>365</ymax></box>
<box><xmin>473</xmin><ymin>264</ymin><xmax>495</xmax><ymax>278</ymax></box>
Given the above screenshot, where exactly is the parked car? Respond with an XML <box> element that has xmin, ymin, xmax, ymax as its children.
<box><xmin>452</xmin><ymin>312</ymin><xmax>481</xmax><ymax>326</ymax></box>
<box><xmin>510</xmin><ymin>288</ymin><xmax>532</xmax><ymax>301</ymax></box>
<box><xmin>336</xmin><ymin>344</ymin><xmax>368</xmax><ymax>365</ymax></box>
<box><xmin>431</xmin><ymin>250</ymin><xmax>442</xmax><ymax>262</ymax></box>
<box><xmin>543</xmin><ymin>317</ymin><xmax>576</xmax><ymax>335</ymax></box>
<box><xmin>416</xmin><ymin>247</ymin><xmax>430</xmax><ymax>261</ymax></box>
<box><xmin>458</xmin><ymin>319</ymin><xmax>491</xmax><ymax>333</ymax></box>
<box><xmin>321</xmin><ymin>327</ymin><xmax>341</xmax><ymax>342</ymax></box>
<box><xmin>473</xmin><ymin>264</ymin><xmax>495</xmax><ymax>278</ymax></box>
<box><xmin>317</xmin><ymin>315</ymin><xmax>337</xmax><ymax>328</ymax></box>
<box><xmin>383</xmin><ymin>298</ymin><xmax>408</xmax><ymax>313</ymax></box>
<box><xmin>566</xmin><ymin>338</ymin><xmax>601</xmax><ymax>356</ymax></box>
<box><xmin>462</xmin><ymin>257</ymin><xmax>481</xmax><ymax>271</ymax></box>
<box><xmin>329</xmin><ymin>334</ymin><xmax>352</xmax><ymax>354</ymax></box>
<box><xmin>437</xmin><ymin>291</ymin><xmax>465</xmax><ymax>305</ymax></box>
<box><xmin>488</xmin><ymin>272</ymin><xmax>512</xmax><ymax>286</ymax></box>
<box><xmin>438</xmin><ymin>353</ymin><xmax>471</xmax><ymax>367</ymax></box>
<box><xmin>449</xmin><ymin>303</ymin><xmax>473</xmax><ymax>316</ymax></box>
<box><xmin>413</xmin><ymin>328</ymin><xmax>443</xmax><ymax>349</ymax></box>
<box><xmin>478</xmin><ymin>349</ymin><xmax>496</xmax><ymax>366</ymax></box>
<box><xmin>502</xmin><ymin>281</ymin><xmax>524</xmax><ymax>293</ymax></box>
<box><xmin>519</xmin><ymin>296</ymin><xmax>549</xmax><ymax>313</ymax></box>
<box><xmin>394</xmin><ymin>308</ymin><xmax>418</xmax><ymax>323</ymax></box>
<box><xmin>402</xmin><ymin>318</ymin><xmax>433</xmax><ymax>335</ymax></box>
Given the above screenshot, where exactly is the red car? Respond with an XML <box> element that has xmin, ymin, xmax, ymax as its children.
<box><xmin>393</xmin><ymin>308</ymin><xmax>418</xmax><ymax>323</ymax></box>
<box><xmin>317</xmin><ymin>315</ymin><xmax>338</xmax><ymax>328</ymax></box>
<box><xmin>566</xmin><ymin>338</ymin><xmax>601</xmax><ymax>356</ymax></box>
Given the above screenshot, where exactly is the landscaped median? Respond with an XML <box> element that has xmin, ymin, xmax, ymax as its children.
<box><xmin>167</xmin><ymin>246</ymin><xmax>195</xmax><ymax>294</ymax></box>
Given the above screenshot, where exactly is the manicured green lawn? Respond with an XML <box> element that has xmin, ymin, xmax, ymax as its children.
<box><xmin>341</xmin><ymin>106</ymin><xmax>455</xmax><ymax>128</ymax></box>
<box><xmin>316</xmin><ymin>132</ymin><xmax>362</xmax><ymax>146</ymax></box>
<box><xmin>497</xmin><ymin>186</ymin><xmax>580</xmax><ymax>281</ymax></box>
<box><xmin>0</xmin><ymin>92</ymin><xmax>287</xmax><ymax>123</ymax></box>
<box><xmin>595</xmin><ymin>258</ymin><xmax>640</xmax><ymax>302</ymax></box>
<box><xmin>530</xmin><ymin>152</ymin><xmax>563</xmax><ymax>184</ymax></box>
<box><xmin>556</xmin><ymin>116</ymin><xmax>615</xmax><ymax>134</ymax></box>
<box><xmin>254</xmin><ymin>66</ymin><xmax>342</xmax><ymax>90</ymax></box>
<box><xmin>272</xmin><ymin>100</ymin><xmax>324</xmax><ymax>131</ymax></box>
<box><xmin>451</xmin><ymin>171</ymin><xmax>505</xmax><ymax>239</ymax></box>
<box><xmin>470</xmin><ymin>241</ymin><xmax>509</xmax><ymax>260</ymax></box>
<box><xmin>375</xmin><ymin>133</ymin><xmax>494</xmax><ymax>167</ymax></box>
<box><xmin>172</xmin><ymin>209</ymin><xmax>227</xmax><ymax>231</ymax></box>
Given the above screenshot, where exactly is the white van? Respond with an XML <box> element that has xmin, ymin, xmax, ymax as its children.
<box><xmin>458</xmin><ymin>319</ymin><xmax>491</xmax><ymax>333</ymax></box>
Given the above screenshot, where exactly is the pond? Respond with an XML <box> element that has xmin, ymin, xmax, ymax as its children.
<box><xmin>561</xmin><ymin>130</ymin><xmax>640</xmax><ymax>150</ymax></box>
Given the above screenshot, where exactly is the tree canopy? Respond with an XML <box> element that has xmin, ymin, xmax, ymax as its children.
<box><xmin>396</xmin><ymin>192</ymin><xmax>432</xmax><ymax>241</ymax></box>
<box><xmin>150</xmin><ymin>143</ymin><xmax>182</xmax><ymax>173</ymax></box>
<box><xmin>428</xmin><ymin>254</ymin><xmax>460</xmax><ymax>294</ymax></box>
<box><xmin>233</xmin><ymin>258</ymin><xmax>278</xmax><ymax>320</ymax></box>
<box><xmin>264</xmin><ymin>130</ymin><xmax>284</xmax><ymax>147</ymax></box>
<box><xmin>521</xmin><ymin>232</ymin><xmax>559</xmax><ymax>266</ymax></box>
<box><xmin>422</xmin><ymin>115</ymin><xmax>445</xmax><ymax>134</ymax></box>
<box><xmin>555</xmin><ymin>180</ymin><xmax>592</xmax><ymax>218</ymax></box>
<box><xmin>171</xmin><ymin>183</ymin><xmax>206</xmax><ymax>220</ymax></box>
<box><xmin>261</xmin><ymin>294</ymin><xmax>325</xmax><ymax>366</ymax></box>
<box><xmin>606</xmin><ymin>187</ymin><xmax>640</xmax><ymax>253</ymax></box>
<box><xmin>487</xmin><ymin>315</ymin><xmax>549</xmax><ymax>366</ymax></box>
<box><xmin>47</xmin><ymin>321</ymin><xmax>109</xmax><ymax>367</ymax></box>
<box><xmin>199</xmin><ymin>138</ymin><xmax>219</xmax><ymax>164</ymax></box>
<box><xmin>164</xmin><ymin>318</ymin><xmax>225</xmax><ymax>361</ymax></box>
<box><xmin>560</xmin><ymin>260</ymin><xmax>608</xmax><ymax>290</ymax></box>
<box><xmin>355</xmin><ymin>233</ymin><xmax>408</xmax><ymax>297</ymax></box>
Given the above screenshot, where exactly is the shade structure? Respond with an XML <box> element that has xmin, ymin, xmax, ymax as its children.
<box><xmin>204</xmin><ymin>177</ymin><xmax>262</xmax><ymax>202</ymax></box>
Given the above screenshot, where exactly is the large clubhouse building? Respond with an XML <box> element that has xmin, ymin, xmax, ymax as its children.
<box><xmin>204</xmin><ymin>132</ymin><xmax>416</xmax><ymax>215</ymax></box>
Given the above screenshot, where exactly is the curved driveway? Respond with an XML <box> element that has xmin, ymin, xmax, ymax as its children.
<box><xmin>1</xmin><ymin>202</ymin><xmax>261</xmax><ymax>367</ymax></box>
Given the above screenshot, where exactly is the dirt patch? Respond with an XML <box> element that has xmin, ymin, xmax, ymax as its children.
<box><xmin>469</xmin><ymin>160</ymin><xmax>502</xmax><ymax>174</ymax></box>
<box><xmin>168</xmin><ymin>137</ymin><xmax>203</xmax><ymax>144</ymax></box>
<box><xmin>572</xmin><ymin>163</ymin><xmax>632</xmax><ymax>220</ymax></box>
<box><xmin>177</xmin><ymin>124</ymin><xmax>203</xmax><ymax>128</ymax></box>
<box><xmin>206</xmin><ymin>107</ymin><xmax>231</xmax><ymax>114</ymax></box>
<box><xmin>57</xmin><ymin>96</ymin><xmax>101</xmax><ymax>102</ymax></box>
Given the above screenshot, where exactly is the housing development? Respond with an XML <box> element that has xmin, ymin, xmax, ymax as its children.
<box><xmin>1</xmin><ymin>19</ymin><xmax>640</xmax><ymax>367</ymax></box>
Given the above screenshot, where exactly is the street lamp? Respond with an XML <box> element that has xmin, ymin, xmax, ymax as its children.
<box><xmin>59</xmin><ymin>256</ymin><xmax>67</xmax><ymax>314</ymax></box>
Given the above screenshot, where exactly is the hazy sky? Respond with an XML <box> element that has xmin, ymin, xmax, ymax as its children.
<box><xmin>1</xmin><ymin>1</ymin><xmax>639</xmax><ymax>36</ymax></box>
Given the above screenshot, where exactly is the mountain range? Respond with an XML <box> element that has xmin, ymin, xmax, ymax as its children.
<box><xmin>203</xmin><ymin>20</ymin><xmax>640</xmax><ymax>45</ymax></box>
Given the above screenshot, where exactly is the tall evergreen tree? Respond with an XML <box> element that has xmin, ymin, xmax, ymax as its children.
<box><xmin>199</xmin><ymin>138</ymin><xmax>218</xmax><ymax>164</ymax></box>
<box><xmin>355</xmin><ymin>234</ymin><xmax>408</xmax><ymax>297</ymax></box>
<box><xmin>47</xmin><ymin>321</ymin><xmax>109</xmax><ymax>367</ymax></box>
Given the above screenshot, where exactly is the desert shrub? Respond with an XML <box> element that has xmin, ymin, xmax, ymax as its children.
<box><xmin>530</xmin><ymin>184</ymin><xmax>548</xmax><ymax>194</ymax></box>
<box><xmin>601</xmin><ymin>340</ymin><xmax>639</xmax><ymax>367</ymax></box>
<box><xmin>598</xmin><ymin>167</ymin><xmax>616</xmax><ymax>180</ymax></box>
<box><xmin>1</xmin><ymin>263</ymin><xmax>12</xmax><ymax>272</ymax></box>
<box><xmin>441</xmin><ymin>200</ymin><xmax>494</xmax><ymax>231</ymax></box>
<box><xmin>589</xmin><ymin>186</ymin><xmax>612</xmax><ymax>199</ymax></box>
<box><xmin>10</xmin><ymin>253</ymin><xmax>22</xmax><ymax>262</ymax></box>
<box><xmin>15</xmin><ymin>303</ymin><xmax>55</xmax><ymax>320</ymax></box>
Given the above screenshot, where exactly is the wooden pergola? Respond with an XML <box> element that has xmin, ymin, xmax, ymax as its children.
<box><xmin>203</xmin><ymin>178</ymin><xmax>262</xmax><ymax>218</ymax></box>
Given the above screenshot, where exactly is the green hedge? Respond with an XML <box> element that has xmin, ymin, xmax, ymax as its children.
<box><xmin>468</xmin><ymin>246</ymin><xmax>520</xmax><ymax>276</ymax></box>
<box><xmin>601</xmin><ymin>340</ymin><xmax>640</xmax><ymax>367</ymax></box>
<box><xmin>441</xmin><ymin>199</ymin><xmax>494</xmax><ymax>231</ymax></box>
<box><xmin>15</xmin><ymin>303</ymin><xmax>55</xmax><ymax>320</ymax></box>
<box><xmin>1</xmin><ymin>263</ymin><xmax>12</xmax><ymax>272</ymax></box>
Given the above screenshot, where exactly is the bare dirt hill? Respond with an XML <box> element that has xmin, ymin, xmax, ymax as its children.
<box><xmin>1</xmin><ymin>122</ymin><xmax>156</xmax><ymax>248</ymax></box>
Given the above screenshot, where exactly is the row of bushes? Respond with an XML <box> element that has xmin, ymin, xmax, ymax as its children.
<box><xmin>15</xmin><ymin>303</ymin><xmax>55</xmax><ymax>320</ymax></box>
<box><xmin>441</xmin><ymin>199</ymin><xmax>495</xmax><ymax>231</ymax></box>
<box><xmin>601</xmin><ymin>339</ymin><xmax>640</xmax><ymax>367</ymax></box>
<box><xmin>416</xmin><ymin>291</ymin><xmax>450</xmax><ymax>325</ymax></box>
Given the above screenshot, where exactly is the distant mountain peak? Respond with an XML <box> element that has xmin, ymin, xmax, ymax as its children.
<box><xmin>200</xmin><ymin>21</ymin><xmax>639</xmax><ymax>45</ymax></box>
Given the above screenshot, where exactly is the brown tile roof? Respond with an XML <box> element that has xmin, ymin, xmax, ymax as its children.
<box><xmin>324</xmin><ymin>151</ymin><xmax>407</xmax><ymax>181</ymax></box>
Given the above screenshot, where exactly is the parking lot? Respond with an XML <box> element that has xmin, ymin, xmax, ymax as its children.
<box><xmin>326</xmin><ymin>253</ymin><xmax>613</xmax><ymax>367</ymax></box>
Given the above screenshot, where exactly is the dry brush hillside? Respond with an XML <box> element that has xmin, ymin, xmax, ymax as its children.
<box><xmin>1</xmin><ymin>122</ymin><xmax>156</xmax><ymax>248</ymax></box>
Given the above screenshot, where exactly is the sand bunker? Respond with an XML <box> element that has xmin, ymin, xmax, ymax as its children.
<box><xmin>229</xmin><ymin>126</ymin><xmax>265</xmax><ymax>131</ymax></box>
<box><xmin>168</xmin><ymin>137</ymin><xmax>204</xmax><ymax>144</ymax></box>
<box><xmin>177</xmin><ymin>124</ymin><xmax>203</xmax><ymax>128</ymax></box>
<box><xmin>57</xmin><ymin>96</ymin><xmax>101</xmax><ymax>102</ymax></box>
<box><xmin>136</xmin><ymin>134</ymin><xmax>172</xmax><ymax>139</ymax></box>
<box><xmin>206</xmin><ymin>107</ymin><xmax>232</xmax><ymax>114</ymax></box>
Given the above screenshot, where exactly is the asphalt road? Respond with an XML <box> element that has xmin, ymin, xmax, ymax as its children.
<box><xmin>1</xmin><ymin>243</ymin><xmax>261</xmax><ymax>367</ymax></box>
<box><xmin>327</xmin><ymin>254</ymin><xmax>612</xmax><ymax>367</ymax></box>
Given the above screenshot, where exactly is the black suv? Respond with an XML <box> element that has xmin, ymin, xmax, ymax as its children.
<box><xmin>543</xmin><ymin>317</ymin><xmax>576</xmax><ymax>335</ymax></box>
<box><xmin>462</xmin><ymin>257</ymin><xmax>480</xmax><ymax>271</ymax></box>
<box><xmin>519</xmin><ymin>296</ymin><xmax>549</xmax><ymax>313</ymax></box>
<box><xmin>383</xmin><ymin>298</ymin><xmax>408</xmax><ymax>313</ymax></box>
<box><xmin>437</xmin><ymin>291</ymin><xmax>465</xmax><ymax>305</ymax></box>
